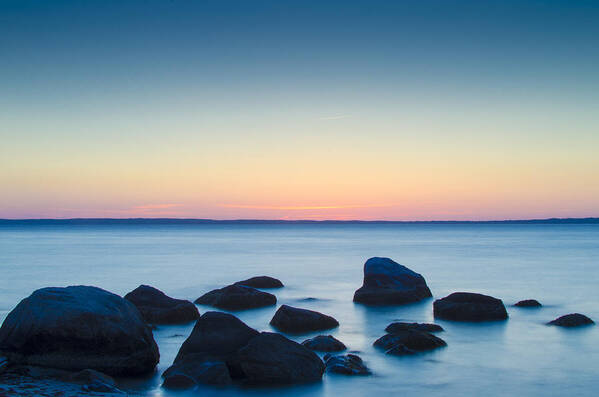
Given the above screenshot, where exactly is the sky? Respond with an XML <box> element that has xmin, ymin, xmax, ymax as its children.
<box><xmin>1</xmin><ymin>0</ymin><xmax>598</xmax><ymax>220</ymax></box>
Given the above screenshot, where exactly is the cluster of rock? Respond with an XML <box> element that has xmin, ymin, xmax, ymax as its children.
<box><xmin>162</xmin><ymin>311</ymin><xmax>326</xmax><ymax>388</ymax></box>
<box><xmin>0</xmin><ymin>257</ymin><xmax>595</xmax><ymax>395</ymax></box>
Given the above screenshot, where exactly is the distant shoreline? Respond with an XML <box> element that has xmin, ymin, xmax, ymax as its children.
<box><xmin>0</xmin><ymin>217</ymin><xmax>598</xmax><ymax>225</ymax></box>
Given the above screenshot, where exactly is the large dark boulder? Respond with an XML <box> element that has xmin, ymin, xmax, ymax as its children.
<box><xmin>231</xmin><ymin>332</ymin><xmax>325</xmax><ymax>384</ymax></box>
<box><xmin>195</xmin><ymin>285</ymin><xmax>276</xmax><ymax>311</ymax></box>
<box><xmin>353</xmin><ymin>257</ymin><xmax>432</xmax><ymax>305</ymax></box>
<box><xmin>124</xmin><ymin>285</ymin><xmax>200</xmax><ymax>324</ymax></box>
<box><xmin>324</xmin><ymin>354</ymin><xmax>370</xmax><ymax>375</ymax></box>
<box><xmin>68</xmin><ymin>369</ymin><xmax>122</xmax><ymax>393</ymax></box>
<box><xmin>163</xmin><ymin>359</ymin><xmax>232</xmax><ymax>387</ymax></box>
<box><xmin>547</xmin><ymin>313</ymin><xmax>594</xmax><ymax>327</ymax></box>
<box><xmin>270</xmin><ymin>305</ymin><xmax>339</xmax><ymax>334</ymax></box>
<box><xmin>514</xmin><ymin>299</ymin><xmax>542</xmax><ymax>308</ymax></box>
<box><xmin>374</xmin><ymin>330</ymin><xmax>446</xmax><ymax>353</ymax></box>
<box><xmin>235</xmin><ymin>276</ymin><xmax>284</xmax><ymax>289</ymax></box>
<box><xmin>385</xmin><ymin>322</ymin><xmax>443</xmax><ymax>333</ymax></box>
<box><xmin>165</xmin><ymin>311</ymin><xmax>258</xmax><ymax>387</ymax></box>
<box><xmin>433</xmin><ymin>292</ymin><xmax>508</xmax><ymax>322</ymax></box>
<box><xmin>174</xmin><ymin>311</ymin><xmax>259</xmax><ymax>363</ymax></box>
<box><xmin>0</xmin><ymin>286</ymin><xmax>159</xmax><ymax>376</ymax></box>
<box><xmin>301</xmin><ymin>335</ymin><xmax>346</xmax><ymax>352</ymax></box>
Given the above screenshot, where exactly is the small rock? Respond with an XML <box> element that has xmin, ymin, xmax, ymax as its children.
<box><xmin>547</xmin><ymin>313</ymin><xmax>594</xmax><ymax>327</ymax></box>
<box><xmin>324</xmin><ymin>354</ymin><xmax>370</xmax><ymax>375</ymax></box>
<box><xmin>301</xmin><ymin>335</ymin><xmax>346</xmax><ymax>352</ymax></box>
<box><xmin>385</xmin><ymin>322</ymin><xmax>444</xmax><ymax>333</ymax></box>
<box><xmin>163</xmin><ymin>359</ymin><xmax>232</xmax><ymax>387</ymax></box>
<box><xmin>433</xmin><ymin>292</ymin><xmax>508</xmax><ymax>322</ymax></box>
<box><xmin>234</xmin><ymin>276</ymin><xmax>284</xmax><ymax>289</ymax></box>
<box><xmin>374</xmin><ymin>330</ymin><xmax>446</xmax><ymax>352</ymax></box>
<box><xmin>270</xmin><ymin>305</ymin><xmax>339</xmax><ymax>334</ymax></box>
<box><xmin>353</xmin><ymin>257</ymin><xmax>432</xmax><ymax>305</ymax></box>
<box><xmin>195</xmin><ymin>284</ymin><xmax>276</xmax><ymax>311</ymax></box>
<box><xmin>124</xmin><ymin>285</ymin><xmax>200</xmax><ymax>324</ymax></box>
<box><xmin>514</xmin><ymin>299</ymin><xmax>542</xmax><ymax>308</ymax></box>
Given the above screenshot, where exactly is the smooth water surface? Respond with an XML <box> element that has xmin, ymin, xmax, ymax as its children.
<box><xmin>1</xmin><ymin>223</ymin><xmax>598</xmax><ymax>396</ymax></box>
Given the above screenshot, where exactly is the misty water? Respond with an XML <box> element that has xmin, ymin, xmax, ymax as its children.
<box><xmin>1</xmin><ymin>223</ymin><xmax>598</xmax><ymax>396</ymax></box>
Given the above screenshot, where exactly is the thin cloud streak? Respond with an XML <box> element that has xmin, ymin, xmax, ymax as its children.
<box><xmin>132</xmin><ymin>203</ymin><xmax>183</xmax><ymax>210</ymax></box>
<box><xmin>219</xmin><ymin>203</ymin><xmax>397</xmax><ymax>210</ymax></box>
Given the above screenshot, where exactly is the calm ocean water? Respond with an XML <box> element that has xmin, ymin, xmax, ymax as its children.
<box><xmin>1</xmin><ymin>223</ymin><xmax>598</xmax><ymax>396</ymax></box>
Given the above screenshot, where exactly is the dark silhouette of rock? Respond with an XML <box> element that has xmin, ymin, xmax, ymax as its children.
<box><xmin>301</xmin><ymin>335</ymin><xmax>346</xmax><ymax>352</ymax></box>
<box><xmin>270</xmin><ymin>305</ymin><xmax>339</xmax><ymax>334</ymax></box>
<box><xmin>0</xmin><ymin>356</ymin><xmax>8</xmax><ymax>375</ymax></box>
<box><xmin>0</xmin><ymin>286</ymin><xmax>159</xmax><ymax>376</ymax></box>
<box><xmin>195</xmin><ymin>284</ymin><xmax>276</xmax><ymax>311</ymax></box>
<box><xmin>324</xmin><ymin>354</ymin><xmax>370</xmax><ymax>375</ymax></box>
<box><xmin>547</xmin><ymin>313</ymin><xmax>594</xmax><ymax>327</ymax></box>
<box><xmin>374</xmin><ymin>330</ymin><xmax>446</xmax><ymax>353</ymax></box>
<box><xmin>385</xmin><ymin>344</ymin><xmax>417</xmax><ymax>356</ymax></box>
<box><xmin>165</xmin><ymin>311</ymin><xmax>258</xmax><ymax>387</ymax></box>
<box><xmin>231</xmin><ymin>332</ymin><xmax>325</xmax><ymax>384</ymax></box>
<box><xmin>163</xmin><ymin>359</ymin><xmax>232</xmax><ymax>387</ymax></box>
<box><xmin>162</xmin><ymin>371</ymin><xmax>197</xmax><ymax>389</ymax></box>
<box><xmin>124</xmin><ymin>285</ymin><xmax>200</xmax><ymax>324</ymax></box>
<box><xmin>174</xmin><ymin>311</ymin><xmax>259</xmax><ymax>363</ymax></box>
<box><xmin>68</xmin><ymin>369</ymin><xmax>122</xmax><ymax>393</ymax></box>
<box><xmin>433</xmin><ymin>292</ymin><xmax>508</xmax><ymax>322</ymax></box>
<box><xmin>514</xmin><ymin>299</ymin><xmax>542</xmax><ymax>308</ymax></box>
<box><xmin>353</xmin><ymin>257</ymin><xmax>432</xmax><ymax>305</ymax></box>
<box><xmin>235</xmin><ymin>276</ymin><xmax>284</xmax><ymax>289</ymax></box>
<box><xmin>385</xmin><ymin>322</ymin><xmax>444</xmax><ymax>333</ymax></box>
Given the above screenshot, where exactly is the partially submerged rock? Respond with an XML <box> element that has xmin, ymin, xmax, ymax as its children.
<box><xmin>195</xmin><ymin>284</ymin><xmax>276</xmax><ymax>311</ymax></box>
<box><xmin>385</xmin><ymin>322</ymin><xmax>444</xmax><ymax>334</ymax></box>
<box><xmin>235</xmin><ymin>276</ymin><xmax>284</xmax><ymax>289</ymax></box>
<box><xmin>433</xmin><ymin>292</ymin><xmax>508</xmax><ymax>322</ymax></box>
<box><xmin>270</xmin><ymin>305</ymin><xmax>339</xmax><ymax>334</ymax></box>
<box><xmin>374</xmin><ymin>330</ymin><xmax>446</xmax><ymax>353</ymax></box>
<box><xmin>547</xmin><ymin>313</ymin><xmax>594</xmax><ymax>327</ymax></box>
<box><xmin>301</xmin><ymin>335</ymin><xmax>346</xmax><ymax>352</ymax></box>
<box><xmin>353</xmin><ymin>257</ymin><xmax>432</xmax><ymax>305</ymax></box>
<box><xmin>514</xmin><ymin>299</ymin><xmax>542</xmax><ymax>308</ymax></box>
<box><xmin>165</xmin><ymin>311</ymin><xmax>258</xmax><ymax>387</ymax></box>
<box><xmin>124</xmin><ymin>285</ymin><xmax>200</xmax><ymax>324</ymax></box>
<box><xmin>0</xmin><ymin>286</ymin><xmax>159</xmax><ymax>376</ymax></box>
<box><xmin>68</xmin><ymin>369</ymin><xmax>122</xmax><ymax>393</ymax></box>
<box><xmin>231</xmin><ymin>332</ymin><xmax>325</xmax><ymax>384</ymax></box>
<box><xmin>324</xmin><ymin>354</ymin><xmax>370</xmax><ymax>375</ymax></box>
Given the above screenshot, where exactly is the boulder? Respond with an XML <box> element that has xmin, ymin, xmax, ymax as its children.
<box><xmin>163</xmin><ymin>358</ymin><xmax>232</xmax><ymax>387</ymax></box>
<box><xmin>353</xmin><ymin>257</ymin><xmax>432</xmax><ymax>305</ymax></box>
<box><xmin>374</xmin><ymin>330</ymin><xmax>446</xmax><ymax>353</ymax></box>
<box><xmin>547</xmin><ymin>313</ymin><xmax>594</xmax><ymax>327</ymax></box>
<box><xmin>174</xmin><ymin>311</ymin><xmax>258</xmax><ymax>364</ymax></box>
<box><xmin>385</xmin><ymin>322</ymin><xmax>443</xmax><ymax>333</ymax></box>
<box><xmin>124</xmin><ymin>285</ymin><xmax>200</xmax><ymax>324</ymax></box>
<box><xmin>235</xmin><ymin>276</ymin><xmax>284</xmax><ymax>289</ymax></box>
<box><xmin>385</xmin><ymin>344</ymin><xmax>417</xmax><ymax>356</ymax></box>
<box><xmin>231</xmin><ymin>332</ymin><xmax>325</xmax><ymax>384</ymax></box>
<box><xmin>165</xmin><ymin>311</ymin><xmax>258</xmax><ymax>386</ymax></box>
<box><xmin>433</xmin><ymin>292</ymin><xmax>508</xmax><ymax>322</ymax></box>
<box><xmin>162</xmin><ymin>371</ymin><xmax>197</xmax><ymax>389</ymax></box>
<box><xmin>301</xmin><ymin>335</ymin><xmax>346</xmax><ymax>352</ymax></box>
<box><xmin>270</xmin><ymin>305</ymin><xmax>339</xmax><ymax>334</ymax></box>
<box><xmin>195</xmin><ymin>285</ymin><xmax>276</xmax><ymax>311</ymax></box>
<box><xmin>0</xmin><ymin>286</ymin><xmax>159</xmax><ymax>376</ymax></box>
<box><xmin>68</xmin><ymin>369</ymin><xmax>122</xmax><ymax>393</ymax></box>
<box><xmin>324</xmin><ymin>354</ymin><xmax>370</xmax><ymax>375</ymax></box>
<box><xmin>514</xmin><ymin>299</ymin><xmax>542</xmax><ymax>308</ymax></box>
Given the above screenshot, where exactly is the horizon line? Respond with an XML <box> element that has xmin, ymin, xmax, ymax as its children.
<box><xmin>1</xmin><ymin>217</ymin><xmax>598</xmax><ymax>224</ymax></box>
